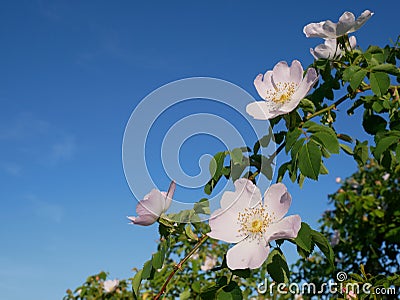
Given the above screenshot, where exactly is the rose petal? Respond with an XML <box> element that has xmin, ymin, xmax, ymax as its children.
<box><xmin>136</xmin><ymin>189</ymin><xmax>165</xmax><ymax>217</ymax></box>
<box><xmin>303</xmin><ymin>20</ymin><xmax>336</xmax><ymax>39</ymax></box>
<box><xmin>290</xmin><ymin>67</ymin><xmax>318</xmax><ymax>106</ymax></box>
<box><xmin>263</xmin><ymin>183</ymin><xmax>292</xmax><ymax>221</ymax></box>
<box><xmin>272</xmin><ymin>61</ymin><xmax>291</xmax><ymax>84</ymax></box>
<box><xmin>208</xmin><ymin>208</ymin><xmax>242</xmax><ymax>243</ymax></box>
<box><xmin>337</xmin><ymin>11</ymin><xmax>355</xmax><ymax>36</ymax></box>
<box><xmin>290</xmin><ymin>60</ymin><xmax>303</xmax><ymax>85</ymax></box>
<box><xmin>220</xmin><ymin>178</ymin><xmax>262</xmax><ymax>211</ymax></box>
<box><xmin>246</xmin><ymin>101</ymin><xmax>280</xmax><ymax>120</ymax></box>
<box><xmin>208</xmin><ymin>179</ymin><xmax>262</xmax><ymax>243</ymax></box>
<box><xmin>353</xmin><ymin>10</ymin><xmax>373</xmax><ymax>32</ymax></box>
<box><xmin>254</xmin><ymin>71</ymin><xmax>274</xmax><ymax>99</ymax></box>
<box><xmin>128</xmin><ymin>214</ymin><xmax>158</xmax><ymax>226</ymax></box>
<box><xmin>164</xmin><ymin>181</ymin><xmax>176</xmax><ymax>211</ymax></box>
<box><xmin>226</xmin><ymin>237</ymin><xmax>270</xmax><ymax>269</ymax></box>
<box><xmin>263</xmin><ymin>215</ymin><xmax>301</xmax><ymax>242</ymax></box>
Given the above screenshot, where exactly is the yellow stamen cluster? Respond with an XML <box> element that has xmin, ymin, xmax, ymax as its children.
<box><xmin>238</xmin><ymin>205</ymin><xmax>274</xmax><ymax>240</ymax></box>
<box><xmin>265</xmin><ymin>81</ymin><xmax>298</xmax><ymax>104</ymax></box>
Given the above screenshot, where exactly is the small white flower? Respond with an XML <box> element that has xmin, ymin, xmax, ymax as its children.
<box><xmin>311</xmin><ymin>36</ymin><xmax>357</xmax><ymax>60</ymax></box>
<box><xmin>382</xmin><ymin>173</ymin><xmax>390</xmax><ymax>181</ymax></box>
<box><xmin>303</xmin><ymin>10</ymin><xmax>373</xmax><ymax>39</ymax></box>
<box><xmin>128</xmin><ymin>181</ymin><xmax>176</xmax><ymax>226</ymax></box>
<box><xmin>335</xmin><ymin>177</ymin><xmax>342</xmax><ymax>184</ymax></box>
<box><xmin>103</xmin><ymin>279</ymin><xmax>119</xmax><ymax>293</ymax></box>
<box><xmin>200</xmin><ymin>255</ymin><xmax>217</xmax><ymax>271</ymax></box>
<box><xmin>208</xmin><ymin>179</ymin><xmax>301</xmax><ymax>269</ymax></box>
<box><xmin>247</xmin><ymin>60</ymin><xmax>318</xmax><ymax>120</ymax></box>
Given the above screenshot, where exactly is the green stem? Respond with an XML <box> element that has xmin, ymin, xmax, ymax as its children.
<box><xmin>153</xmin><ymin>234</ymin><xmax>209</xmax><ymax>300</ymax></box>
<box><xmin>302</xmin><ymin>85</ymin><xmax>371</xmax><ymax>123</ymax></box>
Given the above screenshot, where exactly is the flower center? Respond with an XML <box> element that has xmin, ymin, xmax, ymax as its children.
<box><xmin>238</xmin><ymin>205</ymin><xmax>273</xmax><ymax>240</ymax></box>
<box><xmin>266</xmin><ymin>82</ymin><xmax>298</xmax><ymax>104</ymax></box>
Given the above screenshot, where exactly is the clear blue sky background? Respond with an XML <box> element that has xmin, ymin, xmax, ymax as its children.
<box><xmin>1</xmin><ymin>1</ymin><xmax>399</xmax><ymax>299</ymax></box>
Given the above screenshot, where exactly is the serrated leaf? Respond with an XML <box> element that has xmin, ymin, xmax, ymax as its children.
<box><xmin>230</xmin><ymin>148</ymin><xmax>243</xmax><ymax>165</ymax></box>
<box><xmin>311</xmin><ymin>230</ymin><xmax>334</xmax><ymax>267</ymax></box>
<box><xmin>370</xmin><ymin>72</ymin><xmax>390</xmax><ymax>97</ymax></box>
<box><xmin>277</xmin><ymin>162</ymin><xmax>290</xmax><ymax>182</ymax></box>
<box><xmin>152</xmin><ymin>251</ymin><xmax>164</xmax><ymax>269</ymax></box>
<box><xmin>132</xmin><ymin>270</ymin><xmax>143</xmax><ymax>300</ymax></box>
<box><xmin>350</xmin><ymin>69</ymin><xmax>367</xmax><ymax>90</ymax></box>
<box><xmin>179</xmin><ymin>290</ymin><xmax>191</xmax><ymax>300</ymax></box>
<box><xmin>320</xmin><ymin>162</ymin><xmax>329</xmax><ymax>174</ymax></box>
<box><xmin>184</xmin><ymin>224</ymin><xmax>199</xmax><ymax>241</ymax></box>
<box><xmin>337</xmin><ymin>133</ymin><xmax>353</xmax><ymax>143</ymax></box>
<box><xmin>209</xmin><ymin>152</ymin><xmax>227</xmax><ymax>180</ymax></box>
<box><xmin>194</xmin><ymin>199</ymin><xmax>210</xmax><ymax>215</ymax></box>
<box><xmin>374</xmin><ymin>135</ymin><xmax>399</xmax><ymax>158</ymax></box>
<box><xmin>371</xmin><ymin>63</ymin><xmax>400</xmax><ymax>75</ymax></box>
<box><xmin>285</xmin><ymin>128</ymin><xmax>302</xmax><ymax>154</ymax></box>
<box><xmin>343</xmin><ymin>65</ymin><xmax>361</xmax><ymax>82</ymax></box>
<box><xmin>232</xmin><ymin>268</ymin><xmax>251</xmax><ymax>279</ymax></box>
<box><xmin>311</xmin><ymin>131</ymin><xmax>340</xmax><ymax>154</ymax></box>
<box><xmin>298</xmin><ymin>141</ymin><xmax>322</xmax><ymax>180</ymax></box>
<box><xmin>362</xmin><ymin>112</ymin><xmax>387</xmax><ymax>135</ymax></box>
<box><xmin>294</xmin><ymin>222</ymin><xmax>313</xmax><ymax>252</ymax></box>
<box><xmin>299</xmin><ymin>98</ymin><xmax>316</xmax><ymax>113</ymax></box>
<box><xmin>353</xmin><ymin>140</ymin><xmax>369</xmax><ymax>166</ymax></box>
<box><xmin>340</xmin><ymin>143</ymin><xmax>354</xmax><ymax>155</ymax></box>
<box><xmin>141</xmin><ymin>260</ymin><xmax>153</xmax><ymax>279</ymax></box>
<box><xmin>216</xmin><ymin>282</ymin><xmax>243</xmax><ymax>300</ymax></box>
<box><xmin>291</xmin><ymin>137</ymin><xmax>305</xmax><ymax>160</ymax></box>
<box><xmin>266</xmin><ymin>249</ymin><xmax>290</xmax><ymax>283</ymax></box>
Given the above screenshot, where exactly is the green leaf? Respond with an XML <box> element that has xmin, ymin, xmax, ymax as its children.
<box><xmin>266</xmin><ymin>248</ymin><xmax>290</xmax><ymax>283</ymax></box>
<box><xmin>311</xmin><ymin>230</ymin><xmax>334</xmax><ymax>267</ymax></box>
<box><xmin>370</xmin><ymin>72</ymin><xmax>390</xmax><ymax>96</ymax></box>
<box><xmin>350</xmin><ymin>69</ymin><xmax>367</xmax><ymax>90</ymax></box>
<box><xmin>343</xmin><ymin>65</ymin><xmax>361</xmax><ymax>82</ymax></box>
<box><xmin>260</xmin><ymin>155</ymin><xmax>273</xmax><ymax>180</ymax></box>
<box><xmin>299</xmin><ymin>98</ymin><xmax>316</xmax><ymax>113</ymax></box>
<box><xmin>298</xmin><ymin>141</ymin><xmax>322</xmax><ymax>180</ymax></box>
<box><xmin>353</xmin><ymin>140</ymin><xmax>369</xmax><ymax>166</ymax></box>
<box><xmin>216</xmin><ymin>282</ymin><xmax>243</xmax><ymax>300</ymax></box>
<box><xmin>152</xmin><ymin>251</ymin><xmax>164</xmax><ymax>269</ymax></box>
<box><xmin>285</xmin><ymin>128</ymin><xmax>302</xmax><ymax>154</ymax></box>
<box><xmin>194</xmin><ymin>199</ymin><xmax>211</xmax><ymax>215</ymax></box>
<box><xmin>209</xmin><ymin>151</ymin><xmax>227</xmax><ymax>180</ymax></box>
<box><xmin>311</xmin><ymin>131</ymin><xmax>340</xmax><ymax>154</ymax></box>
<box><xmin>230</xmin><ymin>148</ymin><xmax>243</xmax><ymax>165</ymax></box>
<box><xmin>291</xmin><ymin>137</ymin><xmax>305</xmax><ymax>160</ymax></box>
<box><xmin>132</xmin><ymin>270</ymin><xmax>143</xmax><ymax>300</ymax></box>
<box><xmin>277</xmin><ymin>162</ymin><xmax>291</xmax><ymax>182</ymax></box>
<box><xmin>232</xmin><ymin>268</ymin><xmax>251</xmax><ymax>279</ymax></box>
<box><xmin>180</xmin><ymin>290</ymin><xmax>191</xmax><ymax>300</ymax></box>
<box><xmin>294</xmin><ymin>222</ymin><xmax>313</xmax><ymax>253</ymax></box>
<box><xmin>340</xmin><ymin>143</ymin><xmax>354</xmax><ymax>155</ymax></box>
<box><xmin>337</xmin><ymin>133</ymin><xmax>353</xmax><ymax>143</ymax></box>
<box><xmin>184</xmin><ymin>224</ymin><xmax>199</xmax><ymax>241</ymax></box>
<box><xmin>371</xmin><ymin>63</ymin><xmax>400</xmax><ymax>75</ymax></box>
<box><xmin>362</xmin><ymin>112</ymin><xmax>387</xmax><ymax>135</ymax></box>
<box><xmin>141</xmin><ymin>260</ymin><xmax>153</xmax><ymax>279</ymax></box>
<box><xmin>374</xmin><ymin>135</ymin><xmax>399</xmax><ymax>158</ymax></box>
<box><xmin>320</xmin><ymin>162</ymin><xmax>329</xmax><ymax>174</ymax></box>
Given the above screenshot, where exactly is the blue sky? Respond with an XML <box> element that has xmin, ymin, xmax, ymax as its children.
<box><xmin>1</xmin><ymin>1</ymin><xmax>399</xmax><ymax>299</ymax></box>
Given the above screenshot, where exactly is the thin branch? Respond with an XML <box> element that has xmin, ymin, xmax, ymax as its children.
<box><xmin>154</xmin><ymin>234</ymin><xmax>209</xmax><ymax>300</ymax></box>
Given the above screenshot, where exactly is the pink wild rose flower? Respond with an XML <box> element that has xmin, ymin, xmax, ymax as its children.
<box><xmin>208</xmin><ymin>178</ymin><xmax>301</xmax><ymax>269</ymax></box>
